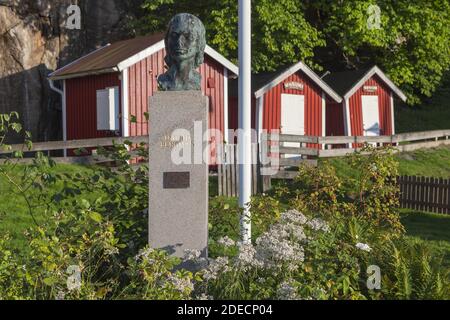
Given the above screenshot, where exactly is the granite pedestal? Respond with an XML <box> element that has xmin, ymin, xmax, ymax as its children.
<box><xmin>148</xmin><ymin>91</ymin><xmax>209</xmax><ymax>258</ymax></box>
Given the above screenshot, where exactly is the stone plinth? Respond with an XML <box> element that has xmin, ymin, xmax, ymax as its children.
<box><xmin>148</xmin><ymin>91</ymin><xmax>209</xmax><ymax>258</ymax></box>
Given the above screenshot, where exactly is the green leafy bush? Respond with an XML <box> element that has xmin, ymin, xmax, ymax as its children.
<box><xmin>288</xmin><ymin>145</ymin><xmax>403</xmax><ymax>236</ymax></box>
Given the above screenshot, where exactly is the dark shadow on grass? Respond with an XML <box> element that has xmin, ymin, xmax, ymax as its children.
<box><xmin>401</xmin><ymin>210</ymin><xmax>450</xmax><ymax>242</ymax></box>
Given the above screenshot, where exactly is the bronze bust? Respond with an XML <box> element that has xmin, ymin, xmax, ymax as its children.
<box><xmin>158</xmin><ymin>13</ymin><xmax>206</xmax><ymax>91</ymax></box>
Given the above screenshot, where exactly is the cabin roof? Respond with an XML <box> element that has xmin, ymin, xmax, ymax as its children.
<box><xmin>49</xmin><ymin>33</ymin><xmax>238</xmax><ymax>80</ymax></box>
<box><xmin>230</xmin><ymin>62</ymin><xmax>342</xmax><ymax>103</ymax></box>
<box><xmin>322</xmin><ymin>66</ymin><xmax>407</xmax><ymax>102</ymax></box>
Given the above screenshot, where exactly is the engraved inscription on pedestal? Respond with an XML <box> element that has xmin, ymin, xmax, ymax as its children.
<box><xmin>163</xmin><ymin>172</ymin><xmax>190</xmax><ymax>189</ymax></box>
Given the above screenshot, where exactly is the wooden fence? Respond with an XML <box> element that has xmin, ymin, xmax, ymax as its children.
<box><xmin>1</xmin><ymin>129</ymin><xmax>448</xmax><ymax>162</ymax></box>
<box><xmin>266</xmin><ymin>129</ymin><xmax>450</xmax><ymax>182</ymax></box>
<box><xmin>398</xmin><ymin>176</ymin><xmax>450</xmax><ymax>214</ymax></box>
<box><xmin>269</xmin><ymin>129</ymin><xmax>450</xmax><ymax>159</ymax></box>
<box><xmin>0</xmin><ymin>135</ymin><xmax>148</xmax><ymax>165</ymax></box>
<box><xmin>216</xmin><ymin>143</ymin><xmax>260</xmax><ymax>197</ymax></box>
<box><xmin>1</xmin><ymin>131</ymin><xmax>450</xmax><ymax>214</ymax></box>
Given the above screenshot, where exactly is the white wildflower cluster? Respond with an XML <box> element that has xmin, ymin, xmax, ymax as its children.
<box><xmin>217</xmin><ymin>236</ymin><xmax>236</xmax><ymax>247</ymax></box>
<box><xmin>200</xmin><ymin>210</ymin><xmax>330</xmax><ymax>284</ymax></box>
<box><xmin>235</xmin><ymin>244</ymin><xmax>263</xmax><ymax>270</ymax></box>
<box><xmin>135</xmin><ymin>247</ymin><xmax>156</xmax><ymax>263</ymax></box>
<box><xmin>105</xmin><ymin>246</ymin><xmax>120</xmax><ymax>256</ymax></box>
<box><xmin>55</xmin><ymin>290</ymin><xmax>66</xmax><ymax>300</ymax></box>
<box><xmin>307</xmin><ymin>218</ymin><xmax>330</xmax><ymax>232</ymax></box>
<box><xmin>168</xmin><ymin>274</ymin><xmax>194</xmax><ymax>293</ymax></box>
<box><xmin>255</xmin><ymin>222</ymin><xmax>305</xmax><ymax>271</ymax></box>
<box><xmin>183</xmin><ymin>249</ymin><xmax>202</xmax><ymax>261</ymax></box>
<box><xmin>202</xmin><ymin>257</ymin><xmax>230</xmax><ymax>281</ymax></box>
<box><xmin>280</xmin><ymin>209</ymin><xmax>308</xmax><ymax>225</ymax></box>
<box><xmin>355</xmin><ymin>243</ymin><xmax>372</xmax><ymax>252</ymax></box>
<box><xmin>276</xmin><ymin>281</ymin><xmax>300</xmax><ymax>300</ymax></box>
<box><xmin>182</xmin><ymin>249</ymin><xmax>209</xmax><ymax>270</ymax></box>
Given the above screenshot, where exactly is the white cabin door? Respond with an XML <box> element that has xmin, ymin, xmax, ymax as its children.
<box><xmin>281</xmin><ymin>94</ymin><xmax>305</xmax><ymax>158</ymax></box>
<box><xmin>361</xmin><ymin>95</ymin><xmax>380</xmax><ymax>136</ymax></box>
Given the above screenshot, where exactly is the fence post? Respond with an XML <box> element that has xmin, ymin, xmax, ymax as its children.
<box><xmin>261</xmin><ymin>133</ymin><xmax>272</xmax><ymax>193</ymax></box>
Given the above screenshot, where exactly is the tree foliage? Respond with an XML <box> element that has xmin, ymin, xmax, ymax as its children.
<box><xmin>136</xmin><ymin>0</ymin><xmax>450</xmax><ymax>105</ymax></box>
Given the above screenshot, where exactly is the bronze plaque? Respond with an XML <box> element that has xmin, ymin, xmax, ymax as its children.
<box><xmin>163</xmin><ymin>172</ymin><xmax>190</xmax><ymax>189</ymax></box>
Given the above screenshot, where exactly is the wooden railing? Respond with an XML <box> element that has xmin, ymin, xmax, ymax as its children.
<box><xmin>265</xmin><ymin>129</ymin><xmax>450</xmax><ymax>181</ymax></box>
<box><xmin>270</xmin><ymin>129</ymin><xmax>450</xmax><ymax>159</ymax></box>
<box><xmin>0</xmin><ymin>136</ymin><xmax>148</xmax><ymax>165</ymax></box>
<box><xmin>2</xmin><ymin>132</ymin><xmax>449</xmax><ymax>213</ymax></box>
<box><xmin>1</xmin><ymin>129</ymin><xmax>447</xmax><ymax>157</ymax></box>
<box><xmin>0</xmin><ymin>136</ymin><xmax>147</xmax><ymax>154</ymax></box>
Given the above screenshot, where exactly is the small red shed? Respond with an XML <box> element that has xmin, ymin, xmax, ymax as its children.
<box><xmin>229</xmin><ymin>62</ymin><xmax>342</xmax><ymax>147</ymax></box>
<box><xmin>48</xmin><ymin>34</ymin><xmax>239</xmax><ymax>162</ymax></box>
<box><xmin>322</xmin><ymin>66</ymin><xmax>407</xmax><ymax>138</ymax></box>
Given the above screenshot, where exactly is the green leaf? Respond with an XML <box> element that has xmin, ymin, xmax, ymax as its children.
<box><xmin>79</xmin><ymin>199</ymin><xmax>91</xmax><ymax>209</ymax></box>
<box><xmin>43</xmin><ymin>277</ymin><xmax>56</xmax><ymax>286</ymax></box>
<box><xmin>89</xmin><ymin>212</ymin><xmax>103</xmax><ymax>223</ymax></box>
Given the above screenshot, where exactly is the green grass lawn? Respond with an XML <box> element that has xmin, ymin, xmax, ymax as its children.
<box><xmin>0</xmin><ymin>164</ymin><xmax>102</xmax><ymax>250</ymax></box>
<box><xmin>401</xmin><ymin>210</ymin><xmax>450</xmax><ymax>268</ymax></box>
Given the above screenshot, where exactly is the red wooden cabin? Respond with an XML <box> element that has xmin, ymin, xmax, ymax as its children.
<box><xmin>322</xmin><ymin>66</ymin><xmax>407</xmax><ymax>138</ymax></box>
<box><xmin>228</xmin><ymin>62</ymin><xmax>342</xmax><ymax>148</ymax></box>
<box><xmin>48</xmin><ymin>34</ymin><xmax>238</xmax><ymax>163</ymax></box>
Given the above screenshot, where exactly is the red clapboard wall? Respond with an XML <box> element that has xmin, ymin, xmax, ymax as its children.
<box><xmin>127</xmin><ymin>48</ymin><xmax>226</xmax><ymax>163</ymax></box>
<box><xmin>65</xmin><ymin>50</ymin><xmax>227</xmax><ymax>163</ymax></box>
<box><xmin>229</xmin><ymin>70</ymin><xmax>325</xmax><ymax>149</ymax></box>
<box><xmin>65</xmin><ymin>73</ymin><xmax>122</xmax><ymax>155</ymax></box>
<box><xmin>348</xmin><ymin>74</ymin><xmax>394</xmax><ymax>136</ymax></box>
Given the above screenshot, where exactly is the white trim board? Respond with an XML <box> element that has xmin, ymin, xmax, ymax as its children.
<box><xmin>118</xmin><ymin>42</ymin><xmax>239</xmax><ymax>75</ymax></box>
<box><xmin>62</xmin><ymin>80</ymin><xmax>67</xmax><ymax>157</ymax></box>
<box><xmin>254</xmin><ymin>61</ymin><xmax>342</xmax><ymax>103</ymax></box>
<box><xmin>205</xmin><ymin>45</ymin><xmax>239</xmax><ymax>76</ymax></box>
<box><xmin>121</xmin><ymin>68</ymin><xmax>130</xmax><ymax>137</ymax></box>
<box><xmin>344</xmin><ymin>98</ymin><xmax>352</xmax><ymax>136</ymax></box>
<box><xmin>390</xmin><ymin>92</ymin><xmax>396</xmax><ymax>135</ymax></box>
<box><xmin>117</xmin><ymin>40</ymin><xmax>165</xmax><ymax>71</ymax></box>
<box><xmin>321</xmin><ymin>92</ymin><xmax>326</xmax><ymax>149</ymax></box>
<box><xmin>343</xmin><ymin>66</ymin><xmax>407</xmax><ymax>102</ymax></box>
<box><xmin>256</xmin><ymin>96</ymin><xmax>265</xmax><ymax>162</ymax></box>
<box><xmin>223</xmin><ymin>68</ymin><xmax>229</xmax><ymax>143</ymax></box>
<box><xmin>256</xmin><ymin>96</ymin><xmax>264</xmax><ymax>144</ymax></box>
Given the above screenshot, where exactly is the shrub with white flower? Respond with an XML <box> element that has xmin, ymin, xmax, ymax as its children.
<box><xmin>202</xmin><ymin>256</ymin><xmax>230</xmax><ymax>281</ymax></box>
<box><xmin>255</xmin><ymin>222</ymin><xmax>305</xmax><ymax>272</ymax></box>
<box><xmin>307</xmin><ymin>218</ymin><xmax>330</xmax><ymax>232</ymax></box>
<box><xmin>355</xmin><ymin>243</ymin><xmax>372</xmax><ymax>252</ymax></box>
<box><xmin>197</xmin><ymin>209</ymin><xmax>330</xmax><ymax>300</ymax></box>
<box><xmin>121</xmin><ymin>246</ymin><xmax>195</xmax><ymax>300</ymax></box>
<box><xmin>183</xmin><ymin>249</ymin><xmax>202</xmax><ymax>261</ymax></box>
<box><xmin>277</xmin><ymin>281</ymin><xmax>300</xmax><ymax>300</ymax></box>
<box><xmin>167</xmin><ymin>274</ymin><xmax>194</xmax><ymax>293</ymax></box>
<box><xmin>217</xmin><ymin>236</ymin><xmax>235</xmax><ymax>247</ymax></box>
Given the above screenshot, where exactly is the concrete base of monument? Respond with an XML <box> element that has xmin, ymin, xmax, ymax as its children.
<box><xmin>148</xmin><ymin>91</ymin><xmax>209</xmax><ymax>259</ymax></box>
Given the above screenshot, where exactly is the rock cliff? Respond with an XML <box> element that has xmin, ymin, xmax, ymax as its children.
<box><xmin>0</xmin><ymin>0</ymin><xmax>140</xmax><ymax>142</ymax></box>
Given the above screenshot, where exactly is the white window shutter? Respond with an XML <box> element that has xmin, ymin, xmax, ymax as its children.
<box><xmin>96</xmin><ymin>87</ymin><xmax>120</xmax><ymax>131</ymax></box>
<box><xmin>96</xmin><ymin>89</ymin><xmax>110</xmax><ymax>130</ymax></box>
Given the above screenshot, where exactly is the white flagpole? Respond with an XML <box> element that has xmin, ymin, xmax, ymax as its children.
<box><xmin>238</xmin><ymin>0</ymin><xmax>252</xmax><ymax>244</ymax></box>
